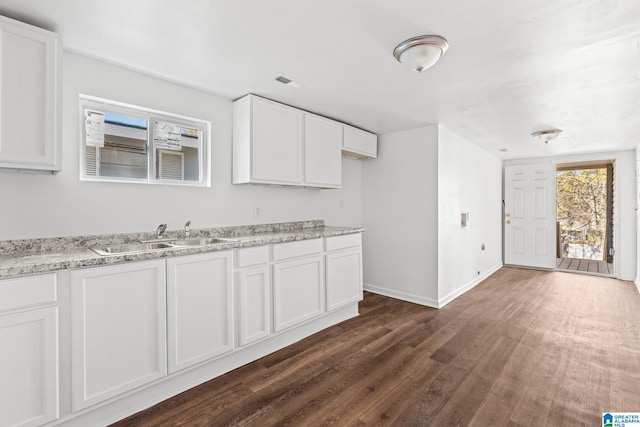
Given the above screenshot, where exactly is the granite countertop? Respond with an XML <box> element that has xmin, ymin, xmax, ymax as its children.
<box><xmin>0</xmin><ymin>220</ymin><xmax>364</xmax><ymax>278</ymax></box>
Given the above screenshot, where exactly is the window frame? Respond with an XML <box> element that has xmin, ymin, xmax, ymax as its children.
<box><xmin>78</xmin><ymin>94</ymin><xmax>211</xmax><ymax>187</ymax></box>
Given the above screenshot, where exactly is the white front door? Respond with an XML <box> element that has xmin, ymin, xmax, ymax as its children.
<box><xmin>504</xmin><ymin>163</ymin><xmax>556</xmax><ymax>269</ymax></box>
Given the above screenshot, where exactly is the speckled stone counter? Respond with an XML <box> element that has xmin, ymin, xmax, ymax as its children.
<box><xmin>0</xmin><ymin>220</ymin><xmax>364</xmax><ymax>278</ymax></box>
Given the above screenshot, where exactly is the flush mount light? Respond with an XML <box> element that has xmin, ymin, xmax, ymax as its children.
<box><xmin>531</xmin><ymin>129</ymin><xmax>562</xmax><ymax>144</ymax></box>
<box><xmin>393</xmin><ymin>35</ymin><xmax>448</xmax><ymax>72</ymax></box>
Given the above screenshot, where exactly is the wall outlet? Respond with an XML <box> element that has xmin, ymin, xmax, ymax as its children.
<box><xmin>253</xmin><ymin>205</ymin><xmax>262</xmax><ymax>218</ymax></box>
<box><xmin>481</xmin><ymin>243</ymin><xmax>485</xmax><ymax>250</ymax></box>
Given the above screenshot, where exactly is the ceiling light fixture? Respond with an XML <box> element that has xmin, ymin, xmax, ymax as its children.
<box><xmin>531</xmin><ymin>129</ymin><xmax>562</xmax><ymax>144</ymax></box>
<box><xmin>393</xmin><ymin>35</ymin><xmax>449</xmax><ymax>73</ymax></box>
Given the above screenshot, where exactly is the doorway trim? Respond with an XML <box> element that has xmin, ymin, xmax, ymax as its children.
<box><xmin>503</xmin><ymin>151</ymin><xmax>629</xmax><ymax>281</ymax></box>
<box><xmin>555</xmin><ymin>159</ymin><xmax>614</xmax><ymax>277</ymax></box>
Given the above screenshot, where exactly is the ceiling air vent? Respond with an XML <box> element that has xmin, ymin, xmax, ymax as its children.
<box><xmin>272</xmin><ymin>74</ymin><xmax>303</xmax><ymax>89</ymax></box>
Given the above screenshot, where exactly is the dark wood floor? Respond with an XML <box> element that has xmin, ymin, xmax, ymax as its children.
<box><xmin>556</xmin><ymin>257</ymin><xmax>613</xmax><ymax>275</ymax></box>
<box><xmin>112</xmin><ymin>267</ymin><xmax>640</xmax><ymax>426</ymax></box>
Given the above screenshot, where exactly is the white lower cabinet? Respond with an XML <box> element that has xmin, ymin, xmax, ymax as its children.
<box><xmin>273</xmin><ymin>255</ymin><xmax>325</xmax><ymax>332</ymax></box>
<box><xmin>0</xmin><ymin>307</ymin><xmax>58</xmax><ymax>427</ymax></box>
<box><xmin>326</xmin><ymin>249</ymin><xmax>363</xmax><ymax>311</ymax></box>
<box><xmin>4</xmin><ymin>232</ymin><xmax>364</xmax><ymax>425</ymax></box>
<box><xmin>166</xmin><ymin>252</ymin><xmax>233</xmax><ymax>373</ymax></box>
<box><xmin>70</xmin><ymin>260</ymin><xmax>167</xmax><ymax>411</ymax></box>
<box><xmin>236</xmin><ymin>265</ymin><xmax>271</xmax><ymax>346</ymax></box>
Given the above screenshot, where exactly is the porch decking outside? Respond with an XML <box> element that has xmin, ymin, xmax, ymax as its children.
<box><xmin>556</xmin><ymin>257</ymin><xmax>613</xmax><ymax>275</ymax></box>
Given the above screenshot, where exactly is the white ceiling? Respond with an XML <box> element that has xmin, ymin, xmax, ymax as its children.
<box><xmin>2</xmin><ymin>0</ymin><xmax>640</xmax><ymax>159</ymax></box>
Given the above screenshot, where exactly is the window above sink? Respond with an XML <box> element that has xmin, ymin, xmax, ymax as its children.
<box><xmin>79</xmin><ymin>95</ymin><xmax>211</xmax><ymax>187</ymax></box>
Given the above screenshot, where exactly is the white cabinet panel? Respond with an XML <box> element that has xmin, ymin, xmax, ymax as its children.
<box><xmin>167</xmin><ymin>252</ymin><xmax>233</xmax><ymax>373</ymax></box>
<box><xmin>325</xmin><ymin>233</ymin><xmax>362</xmax><ymax>252</ymax></box>
<box><xmin>343</xmin><ymin>125</ymin><xmax>377</xmax><ymax>159</ymax></box>
<box><xmin>236</xmin><ymin>245</ymin><xmax>269</xmax><ymax>268</ymax></box>
<box><xmin>326</xmin><ymin>249</ymin><xmax>363</xmax><ymax>311</ymax></box>
<box><xmin>252</xmin><ymin>97</ymin><xmax>303</xmax><ymax>183</ymax></box>
<box><xmin>0</xmin><ymin>307</ymin><xmax>58</xmax><ymax>427</ymax></box>
<box><xmin>233</xmin><ymin>95</ymin><xmax>304</xmax><ymax>185</ymax></box>
<box><xmin>273</xmin><ymin>255</ymin><xmax>325</xmax><ymax>331</ymax></box>
<box><xmin>236</xmin><ymin>265</ymin><xmax>271</xmax><ymax>346</ymax></box>
<box><xmin>304</xmin><ymin>113</ymin><xmax>342</xmax><ymax>188</ymax></box>
<box><xmin>0</xmin><ymin>273</ymin><xmax>57</xmax><ymax>312</ymax></box>
<box><xmin>272</xmin><ymin>238</ymin><xmax>323</xmax><ymax>261</ymax></box>
<box><xmin>0</xmin><ymin>16</ymin><xmax>61</xmax><ymax>171</ymax></box>
<box><xmin>233</xmin><ymin>94</ymin><xmax>345</xmax><ymax>188</ymax></box>
<box><xmin>70</xmin><ymin>260</ymin><xmax>166</xmax><ymax>411</ymax></box>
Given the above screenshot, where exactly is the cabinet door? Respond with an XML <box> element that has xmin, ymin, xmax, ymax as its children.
<box><xmin>70</xmin><ymin>260</ymin><xmax>166</xmax><ymax>411</ymax></box>
<box><xmin>0</xmin><ymin>307</ymin><xmax>58</xmax><ymax>427</ymax></box>
<box><xmin>167</xmin><ymin>252</ymin><xmax>233</xmax><ymax>373</ymax></box>
<box><xmin>236</xmin><ymin>265</ymin><xmax>270</xmax><ymax>346</ymax></box>
<box><xmin>343</xmin><ymin>125</ymin><xmax>377</xmax><ymax>159</ymax></box>
<box><xmin>273</xmin><ymin>256</ymin><xmax>325</xmax><ymax>331</ymax></box>
<box><xmin>251</xmin><ymin>97</ymin><xmax>304</xmax><ymax>184</ymax></box>
<box><xmin>304</xmin><ymin>113</ymin><xmax>342</xmax><ymax>188</ymax></box>
<box><xmin>326</xmin><ymin>249</ymin><xmax>363</xmax><ymax>311</ymax></box>
<box><xmin>0</xmin><ymin>16</ymin><xmax>61</xmax><ymax>171</ymax></box>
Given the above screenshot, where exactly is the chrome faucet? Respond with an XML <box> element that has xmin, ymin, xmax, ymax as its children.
<box><xmin>156</xmin><ymin>223</ymin><xmax>168</xmax><ymax>239</ymax></box>
<box><xmin>184</xmin><ymin>220</ymin><xmax>191</xmax><ymax>238</ymax></box>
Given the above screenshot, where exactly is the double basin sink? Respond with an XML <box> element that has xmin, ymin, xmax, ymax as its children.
<box><xmin>91</xmin><ymin>237</ymin><xmax>238</xmax><ymax>256</ymax></box>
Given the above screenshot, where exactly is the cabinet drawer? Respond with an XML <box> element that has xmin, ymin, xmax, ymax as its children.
<box><xmin>236</xmin><ymin>245</ymin><xmax>269</xmax><ymax>268</ymax></box>
<box><xmin>0</xmin><ymin>273</ymin><xmax>57</xmax><ymax>313</ymax></box>
<box><xmin>272</xmin><ymin>238</ymin><xmax>323</xmax><ymax>261</ymax></box>
<box><xmin>325</xmin><ymin>233</ymin><xmax>362</xmax><ymax>252</ymax></box>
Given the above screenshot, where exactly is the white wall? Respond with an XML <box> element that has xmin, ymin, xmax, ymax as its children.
<box><xmin>361</xmin><ymin>126</ymin><xmax>439</xmax><ymax>306</ymax></box>
<box><xmin>636</xmin><ymin>145</ymin><xmax>640</xmax><ymax>289</ymax></box>
<box><xmin>437</xmin><ymin>127</ymin><xmax>503</xmax><ymax>306</ymax></box>
<box><xmin>504</xmin><ymin>150</ymin><xmax>637</xmax><ymax>282</ymax></box>
<box><xmin>0</xmin><ymin>52</ymin><xmax>362</xmax><ymax>239</ymax></box>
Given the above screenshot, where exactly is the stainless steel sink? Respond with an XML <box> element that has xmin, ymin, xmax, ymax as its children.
<box><xmin>168</xmin><ymin>237</ymin><xmax>238</xmax><ymax>246</ymax></box>
<box><xmin>91</xmin><ymin>237</ymin><xmax>238</xmax><ymax>255</ymax></box>
<box><xmin>91</xmin><ymin>242</ymin><xmax>176</xmax><ymax>256</ymax></box>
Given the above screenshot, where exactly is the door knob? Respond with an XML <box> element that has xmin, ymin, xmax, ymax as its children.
<box><xmin>505</xmin><ymin>213</ymin><xmax>511</xmax><ymax>217</ymax></box>
<box><xmin>506</xmin><ymin>220</ymin><xmax>511</xmax><ymax>224</ymax></box>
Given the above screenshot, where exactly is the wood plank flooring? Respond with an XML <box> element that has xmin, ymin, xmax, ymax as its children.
<box><xmin>111</xmin><ymin>267</ymin><xmax>640</xmax><ymax>426</ymax></box>
<box><xmin>556</xmin><ymin>257</ymin><xmax>613</xmax><ymax>275</ymax></box>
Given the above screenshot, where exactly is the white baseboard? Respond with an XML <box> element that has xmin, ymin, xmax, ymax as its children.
<box><xmin>364</xmin><ymin>263</ymin><xmax>503</xmax><ymax>309</ymax></box>
<box><xmin>635</xmin><ymin>278</ymin><xmax>640</xmax><ymax>294</ymax></box>
<box><xmin>437</xmin><ymin>263</ymin><xmax>503</xmax><ymax>308</ymax></box>
<box><xmin>363</xmin><ymin>283</ymin><xmax>439</xmax><ymax>308</ymax></box>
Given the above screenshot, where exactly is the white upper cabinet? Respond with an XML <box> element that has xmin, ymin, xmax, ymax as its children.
<box><xmin>343</xmin><ymin>125</ymin><xmax>377</xmax><ymax>159</ymax></box>
<box><xmin>0</xmin><ymin>15</ymin><xmax>61</xmax><ymax>172</ymax></box>
<box><xmin>233</xmin><ymin>94</ymin><xmax>348</xmax><ymax>189</ymax></box>
<box><xmin>304</xmin><ymin>113</ymin><xmax>342</xmax><ymax>188</ymax></box>
<box><xmin>233</xmin><ymin>95</ymin><xmax>304</xmax><ymax>185</ymax></box>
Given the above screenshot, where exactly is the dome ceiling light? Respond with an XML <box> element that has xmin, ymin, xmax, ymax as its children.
<box><xmin>531</xmin><ymin>129</ymin><xmax>562</xmax><ymax>143</ymax></box>
<box><xmin>393</xmin><ymin>35</ymin><xmax>449</xmax><ymax>73</ymax></box>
